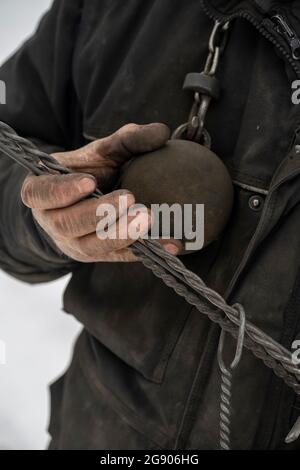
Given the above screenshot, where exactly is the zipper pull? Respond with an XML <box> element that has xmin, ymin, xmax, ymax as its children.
<box><xmin>285</xmin><ymin>416</ymin><xmax>300</xmax><ymax>444</ymax></box>
<box><xmin>271</xmin><ymin>14</ymin><xmax>300</xmax><ymax>61</ymax></box>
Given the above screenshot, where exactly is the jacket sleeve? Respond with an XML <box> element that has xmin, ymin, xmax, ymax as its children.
<box><xmin>0</xmin><ymin>0</ymin><xmax>83</xmax><ymax>284</ymax></box>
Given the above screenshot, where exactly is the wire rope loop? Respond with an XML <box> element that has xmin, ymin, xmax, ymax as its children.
<box><xmin>218</xmin><ymin>303</ymin><xmax>246</xmax><ymax>372</ymax></box>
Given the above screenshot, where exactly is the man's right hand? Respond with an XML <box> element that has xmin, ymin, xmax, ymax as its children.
<box><xmin>21</xmin><ymin>123</ymin><xmax>182</xmax><ymax>263</ymax></box>
<box><xmin>21</xmin><ymin>174</ymin><xmax>148</xmax><ymax>262</ymax></box>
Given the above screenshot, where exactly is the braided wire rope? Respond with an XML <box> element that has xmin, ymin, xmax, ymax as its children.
<box><xmin>218</xmin><ymin>366</ymin><xmax>233</xmax><ymax>450</ymax></box>
<box><xmin>1</xmin><ymin>121</ymin><xmax>300</xmax><ymax>396</ymax></box>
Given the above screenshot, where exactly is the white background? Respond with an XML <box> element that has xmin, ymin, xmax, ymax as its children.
<box><xmin>0</xmin><ymin>0</ymin><xmax>81</xmax><ymax>450</ymax></box>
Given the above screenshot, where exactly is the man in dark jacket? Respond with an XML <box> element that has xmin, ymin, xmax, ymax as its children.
<box><xmin>1</xmin><ymin>0</ymin><xmax>300</xmax><ymax>450</ymax></box>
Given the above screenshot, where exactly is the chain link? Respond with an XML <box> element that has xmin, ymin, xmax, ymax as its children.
<box><xmin>172</xmin><ymin>20</ymin><xmax>230</xmax><ymax>145</ymax></box>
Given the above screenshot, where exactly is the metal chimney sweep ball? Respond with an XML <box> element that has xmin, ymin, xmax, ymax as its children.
<box><xmin>120</xmin><ymin>139</ymin><xmax>234</xmax><ymax>252</ymax></box>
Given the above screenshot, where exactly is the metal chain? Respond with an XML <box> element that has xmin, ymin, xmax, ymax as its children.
<box><xmin>0</xmin><ymin>122</ymin><xmax>300</xmax><ymax>409</ymax></box>
<box><xmin>172</xmin><ymin>21</ymin><xmax>230</xmax><ymax>145</ymax></box>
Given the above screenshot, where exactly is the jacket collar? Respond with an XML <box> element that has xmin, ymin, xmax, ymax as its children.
<box><xmin>201</xmin><ymin>1</ymin><xmax>288</xmax><ymax>18</ymax></box>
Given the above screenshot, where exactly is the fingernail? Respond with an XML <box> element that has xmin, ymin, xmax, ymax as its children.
<box><xmin>79</xmin><ymin>177</ymin><xmax>96</xmax><ymax>193</ymax></box>
<box><xmin>164</xmin><ymin>243</ymin><xmax>179</xmax><ymax>256</ymax></box>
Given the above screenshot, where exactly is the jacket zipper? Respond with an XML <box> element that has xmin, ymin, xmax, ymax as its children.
<box><xmin>271</xmin><ymin>13</ymin><xmax>300</xmax><ymax>61</ymax></box>
<box><xmin>200</xmin><ymin>1</ymin><xmax>300</xmax><ymax>78</ymax></box>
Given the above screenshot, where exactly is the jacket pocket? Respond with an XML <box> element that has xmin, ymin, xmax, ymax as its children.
<box><xmin>63</xmin><ymin>261</ymin><xmax>194</xmax><ymax>384</ymax></box>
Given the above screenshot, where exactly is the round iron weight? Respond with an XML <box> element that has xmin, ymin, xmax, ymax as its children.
<box><xmin>120</xmin><ymin>139</ymin><xmax>234</xmax><ymax>252</ymax></box>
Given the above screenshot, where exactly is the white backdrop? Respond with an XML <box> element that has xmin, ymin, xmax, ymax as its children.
<box><xmin>0</xmin><ymin>0</ymin><xmax>81</xmax><ymax>450</ymax></box>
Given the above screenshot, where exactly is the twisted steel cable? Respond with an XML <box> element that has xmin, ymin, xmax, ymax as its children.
<box><xmin>138</xmin><ymin>250</ymin><xmax>300</xmax><ymax>393</ymax></box>
<box><xmin>140</xmin><ymin>240</ymin><xmax>300</xmax><ymax>380</ymax></box>
<box><xmin>1</xmin><ymin>120</ymin><xmax>300</xmax><ymax>396</ymax></box>
<box><xmin>218</xmin><ymin>367</ymin><xmax>232</xmax><ymax>450</ymax></box>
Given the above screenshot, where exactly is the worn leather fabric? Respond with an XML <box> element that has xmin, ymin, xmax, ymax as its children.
<box><xmin>0</xmin><ymin>0</ymin><xmax>300</xmax><ymax>449</ymax></box>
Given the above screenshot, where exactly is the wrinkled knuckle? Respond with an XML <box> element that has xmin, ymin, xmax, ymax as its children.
<box><xmin>54</xmin><ymin>182</ymin><xmax>70</xmax><ymax>203</ymax></box>
<box><xmin>117</xmin><ymin>123</ymin><xmax>139</xmax><ymax>136</ymax></box>
<box><xmin>117</xmin><ymin>123</ymin><xmax>139</xmax><ymax>142</ymax></box>
<box><xmin>123</xmin><ymin>123</ymin><xmax>139</xmax><ymax>132</ymax></box>
<box><xmin>51</xmin><ymin>177</ymin><xmax>79</xmax><ymax>205</ymax></box>
<box><xmin>51</xmin><ymin>211</ymin><xmax>69</xmax><ymax>238</ymax></box>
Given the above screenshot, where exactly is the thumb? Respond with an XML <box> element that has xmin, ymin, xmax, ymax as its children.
<box><xmin>52</xmin><ymin>123</ymin><xmax>171</xmax><ymax>169</ymax></box>
<box><xmin>93</xmin><ymin>123</ymin><xmax>171</xmax><ymax>164</ymax></box>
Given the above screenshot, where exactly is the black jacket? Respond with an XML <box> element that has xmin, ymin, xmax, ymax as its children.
<box><xmin>0</xmin><ymin>0</ymin><xmax>300</xmax><ymax>449</ymax></box>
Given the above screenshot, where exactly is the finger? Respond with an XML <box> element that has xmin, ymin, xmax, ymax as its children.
<box><xmin>52</xmin><ymin>147</ymin><xmax>118</xmax><ymax>171</ymax></box>
<box><xmin>76</xmin><ymin>165</ymin><xmax>117</xmax><ymax>192</ymax></box>
<box><xmin>52</xmin><ymin>149</ymin><xmax>119</xmax><ymax>192</ymax></box>
<box><xmin>75</xmin><ymin>209</ymin><xmax>151</xmax><ymax>257</ymax></box>
<box><xmin>42</xmin><ymin>190</ymin><xmax>134</xmax><ymax>239</ymax></box>
<box><xmin>22</xmin><ymin>173</ymin><xmax>96</xmax><ymax>210</ymax></box>
<box><xmin>159</xmin><ymin>238</ymin><xmax>184</xmax><ymax>256</ymax></box>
